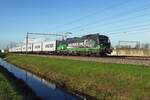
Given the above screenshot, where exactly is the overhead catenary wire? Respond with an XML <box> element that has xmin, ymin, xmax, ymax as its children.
<box><xmin>107</xmin><ymin>26</ymin><xmax>150</xmax><ymax>35</ymax></box>
<box><xmin>63</xmin><ymin>3</ymin><xmax>150</xmax><ymax>32</ymax></box>
<box><xmin>77</xmin><ymin>11</ymin><xmax>150</xmax><ymax>33</ymax></box>
<box><xmin>51</xmin><ymin>1</ymin><xmax>130</xmax><ymax>30</ymax></box>
<box><xmin>83</xmin><ymin>25</ymin><xmax>150</xmax><ymax>37</ymax></box>
<box><xmin>87</xmin><ymin>19</ymin><xmax>150</xmax><ymax>34</ymax></box>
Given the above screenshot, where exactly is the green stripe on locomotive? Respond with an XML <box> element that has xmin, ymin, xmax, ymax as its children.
<box><xmin>57</xmin><ymin>44</ymin><xmax>108</xmax><ymax>54</ymax></box>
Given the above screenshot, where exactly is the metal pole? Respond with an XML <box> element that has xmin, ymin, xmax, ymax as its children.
<box><xmin>26</xmin><ymin>32</ymin><xmax>29</xmax><ymax>56</ymax></box>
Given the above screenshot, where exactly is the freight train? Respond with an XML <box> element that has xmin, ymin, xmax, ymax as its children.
<box><xmin>9</xmin><ymin>34</ymin><xmax>112</xmax><ymax>56</ymax></box>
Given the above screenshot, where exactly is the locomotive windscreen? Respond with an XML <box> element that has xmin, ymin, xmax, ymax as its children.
<box><xmin>99</xmin><ymin>35</ymin><xmax>110</xmax><ymax>43</ymax></box>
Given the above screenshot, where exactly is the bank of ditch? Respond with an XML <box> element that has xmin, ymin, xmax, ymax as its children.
<box><xmin>0</xmin><ymin>65</ymin><xmax>41</xmax><ymax>100</ymax></box>
<box><xmin>0</xmin><ymin>53</ymin><xmax>7</xmax><ymax>58</ymax></box>
<box><xmin>5</xmin><ymin>54</ymin><xmax>150</xmax><ymax>100</ymax></box>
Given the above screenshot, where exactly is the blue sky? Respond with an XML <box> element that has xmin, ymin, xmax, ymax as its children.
<box><xmin>0</xmin><ymin>0</ymin><xmax>150</xmax><ymax>48</ymax></box>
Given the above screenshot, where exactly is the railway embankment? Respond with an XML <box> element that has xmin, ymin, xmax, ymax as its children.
<box><xmin>5</xmin><ymin>54</ymin><xmax>150</xmax><ymax>100</ymax></box>
<box><xmin>33</xmin><ymin>54</ymin><xmax>150</xmax><ymax>66</ymax></box>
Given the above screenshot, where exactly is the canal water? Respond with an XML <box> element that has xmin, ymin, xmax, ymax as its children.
<box><xmin>0</xmin><ymin>58</ymin><xmax>84</xmax><ymax>100</ymax></box>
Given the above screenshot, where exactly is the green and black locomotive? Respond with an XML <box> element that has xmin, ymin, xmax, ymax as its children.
<box><xmin>56</xmin><ymin>34</ymin><xmax>112</xmax><ymax>56</ymax></box>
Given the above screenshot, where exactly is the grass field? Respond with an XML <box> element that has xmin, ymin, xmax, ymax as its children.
<box><xmin>0</xmin><ymin>66</ymin><xmax>40</xmax><ymax>100</ymax></box>
<box><xmin>5</xmin><ymin>54</ymin><xmax>150</xmax><ymax>100</ymax></box>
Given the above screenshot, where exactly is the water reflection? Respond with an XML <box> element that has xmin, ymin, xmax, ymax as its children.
<box><xmin>0</xmin><ymin>58</ymin><xmax>83</xmax><ymax>100</ymax></box>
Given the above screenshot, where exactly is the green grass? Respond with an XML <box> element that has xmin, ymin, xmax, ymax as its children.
<box><xmin>6</xmin><ymin>54</ymin><xmax>150</xmax><ymax>100</ymax></box>
<box><xmin>0</xmin><ymin>66</ymin><xmax>40</xmax><ymax>100</ymax></box>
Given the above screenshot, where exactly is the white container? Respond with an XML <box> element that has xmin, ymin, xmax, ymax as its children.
<box><xmin>9</xmin><ymin>48</ymin><xmax>12</xmax><ymax>52</ymax></box>
<box><xmin>22</xmin><ymin>45</ymin><xmax>26</xmax><ymax>52</ymax></box>
<box><xmin>10</xmin><ymin>47</ymin><xmax>14</xmax><ymax>52</ymax></box>
<box><xmin>17</xmin><ymin>46</ymin><xmax>22</xmax><ymax>52</ymax></box>
<box><xmin>43</xmin><ymin>41</ymin><xmax>56</xmax><ymax>52</ymax></box>
<box><xmin>33</xmin><ymin>43</ymin><xmax>42</xmax><ymax>52</ymax></box>
<box><xmin>27</xmin><ymin>44</ymin><xmax>33</xmax><ymax>52</ymax></box>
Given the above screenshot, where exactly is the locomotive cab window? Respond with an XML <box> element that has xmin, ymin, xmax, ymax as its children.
<box><xmin>99</xmin><ymin>36</ymin><xmax>109</xmax><ymax>44</ymax></box>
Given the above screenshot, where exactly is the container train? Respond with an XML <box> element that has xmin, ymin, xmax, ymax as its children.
<box><xmin>9</xmin><ymin>34</ymin><xmax>112</xmax><ymax>56</ymax></box>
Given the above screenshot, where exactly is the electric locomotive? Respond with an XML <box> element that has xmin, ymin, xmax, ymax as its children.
<box><xmin>56</xmin><ymin>34</ymin><xmax>112</xmax><ymax>56</ymax></box>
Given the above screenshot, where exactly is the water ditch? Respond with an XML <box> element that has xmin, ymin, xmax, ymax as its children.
<box><xmin>0</xmin><ymin>58</ymin><xmax>85</xmax><ymax>100</ymax></box>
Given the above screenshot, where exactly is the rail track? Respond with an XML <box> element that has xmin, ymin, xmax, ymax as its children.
<box><xmin>104</xmin><ymin>55</ymin><xmax>150</xmax><ymax>60</ymax></box>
